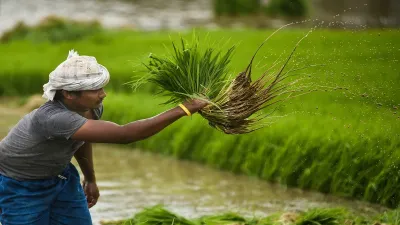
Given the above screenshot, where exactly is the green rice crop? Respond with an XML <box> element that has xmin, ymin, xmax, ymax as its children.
<box><xmin>99</xmin><ymin>91</ymin><xmax>400</xmax><ymax>209</ymax></box>
<box><xmin>296</xmin><ymin>208</ymin><xmax>345</xmax><ymax>225</ymax></box>
<box><xmin>1</xmin><ymin>29</ymin><xmax>398</xmax><ymax>103</ymax></box>
<box><xmin>199</xmin><ymin>212</ymin><xmax>247</xmax><ymax>225</ymax></box>
<box><xmin>101</xmin><ymin>205</ymin><xmax>400</xmax><ymax>225</ymax></box>
<box><xmin>133</xmin><ymin>35</ymin><xmax>234</xmax><ymax>104</ymax></box>
<box><xmin>133</xmin><ymin>205</ymin><xmax>195</xmax><ymax>225</ymax></box>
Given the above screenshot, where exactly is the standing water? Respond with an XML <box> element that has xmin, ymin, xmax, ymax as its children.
<box><xmin>86</xmin><ymin>144</ymin><xmax>389</xmax><ymax>225</ymax></box>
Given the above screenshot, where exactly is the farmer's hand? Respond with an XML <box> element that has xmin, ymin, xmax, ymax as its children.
<box><xmin>182</xmin><ymin>99</ymin><xmax>208</xmax><ymax>114</ymax></box>
<box><xmin>82</xmin><ymin>179</ymin><xmax>100</xmax><ymax>208</ymax></box>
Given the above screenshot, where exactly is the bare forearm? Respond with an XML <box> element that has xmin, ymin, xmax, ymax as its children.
<box><xmin>72</xmin><ymin>101</ymin><xmax>206</xmax><ymax>144</ymax></box>
<box><xmin>74</xmin><ymin>142</ymin><xmax>96</xmax><ymax>182</ymax></box>
<box><xmin>120</xmin><ymin>106</ymin><xmax>186</xmax><ymax>143</ymax></box>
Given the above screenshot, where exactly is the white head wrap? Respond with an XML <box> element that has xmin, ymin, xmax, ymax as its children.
<box><xmin>42</xmin><ymin>50</ymin><xmax>110</xmax><ymax>101</ymax></box>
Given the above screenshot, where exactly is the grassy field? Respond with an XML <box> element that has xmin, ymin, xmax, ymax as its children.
<box><xmin>1</xmin><ymin>28</ymin><xmax>399</xmax><ymax>209</ymax></box>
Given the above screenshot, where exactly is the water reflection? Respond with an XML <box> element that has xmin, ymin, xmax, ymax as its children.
<box><xmin>85</xmin><ymin>144</ymin><xmax>387</xmax><ymax>225</ymax></box>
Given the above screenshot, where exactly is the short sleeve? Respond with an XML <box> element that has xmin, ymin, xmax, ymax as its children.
<box><xmin>45</xmin><ymin>111</ymin><xmax>88</xmax><ymax>140</ymax></box>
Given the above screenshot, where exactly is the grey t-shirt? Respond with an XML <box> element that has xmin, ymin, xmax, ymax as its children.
<box><xmin>0</xmin><ymin>100</ymin><xmax>103</xmax><ymax>180</ymax></box>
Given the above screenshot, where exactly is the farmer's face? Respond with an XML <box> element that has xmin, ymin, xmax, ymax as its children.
<box><xmin>72</xmin><ymin>88</ymin><xmax>107</xmax><ymax>110</ymax></box>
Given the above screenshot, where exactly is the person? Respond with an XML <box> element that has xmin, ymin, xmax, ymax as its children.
<box><xmin>0</xmin><ymin>50</ymin><xmax>207</xmax><ymax>225</ymax></box>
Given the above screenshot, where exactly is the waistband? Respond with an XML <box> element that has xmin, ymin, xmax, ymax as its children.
<box><xmin>0</xmin><ymin>163</ymin><xmax>76</xmax><ymax>182</ymax></box>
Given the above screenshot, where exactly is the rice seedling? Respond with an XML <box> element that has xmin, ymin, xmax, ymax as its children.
<box><xmin>135</xmin><ymin>35</ymin><xmax>234</xmax><ymax>105</ymax></box>
<box><xmin>199</xmin><ymin>213</ymin><xmax>247</xmax><ymax>225</ymax></box>
<box><xmin>133</xmin><ymin>32</ymin><xmax>316</xmax><ymax>134</ymax></box>
<box><xmin>101</xmin><ymin>206</ymin><xmax>398</xmax><ymax>225</ymax></box>
<box><xmin>133</xmin><ymin>205</ymin><xmax>195</xmax><ymax>225</ymax></box>
<box><xmin>295</xmin><ymin>208</ymin><xmax>346</xmax><ymax>225</ymax></box>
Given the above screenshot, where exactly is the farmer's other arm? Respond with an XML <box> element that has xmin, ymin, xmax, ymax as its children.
<box><xmin>74</xmin><ymin>142</ymin><xmax>99</xmax><ymax>208</ymax></box>
<box><xmin>72</xmin><ymin>99</ymin><xmax>206</xmax><ymax>144</ymax></box>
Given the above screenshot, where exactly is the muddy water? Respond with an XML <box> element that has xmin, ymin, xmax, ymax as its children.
<box><xmin>0</xmin><ymin>105</ymin><xmax>388</xmax><ymax>225</ymax></box>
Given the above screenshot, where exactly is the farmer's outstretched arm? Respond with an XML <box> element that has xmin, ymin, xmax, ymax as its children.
<box><xmin>72</xmin><ymin>100</ymin><xmax>206</xmax><ymax>144</ymax></box>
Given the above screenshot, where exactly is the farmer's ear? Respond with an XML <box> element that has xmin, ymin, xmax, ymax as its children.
<box><xmin>62</xmin><ymin>90</ymin><xmax>78</xmax><ymax>100</ymax></box>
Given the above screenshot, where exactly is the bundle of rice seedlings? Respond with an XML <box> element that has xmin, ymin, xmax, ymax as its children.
<box><xmin>199</xmin><ymin>212</ymin><xmax>247</xmax><ymax>225</ymax></box>
<box><xmin>133</xmin><ymin>33</ymin><xmax>314</xmax><ymax>134</ymax></box>
<box><xmin>134</xmin><ymin>36</ymin><xmax>234</xmax><ymax>105</ymax></box>
<box><xmin>295</xmin><ymin>208</ymin><xmax>346</xmax><ymax>225</ymax></box>
<box><xmin>133</xmin><ymin>205</ymin><xmax>196</xmax><ymax>225</ymax></box>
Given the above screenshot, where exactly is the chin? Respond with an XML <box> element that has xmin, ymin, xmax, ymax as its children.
<box><xmin>95</xmin><ymin>102</ymin><xmax>103</xmax><ymax>108</ymax></box>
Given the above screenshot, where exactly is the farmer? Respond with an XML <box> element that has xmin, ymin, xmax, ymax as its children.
<box><xmin>0</xmin><ymin>50</ymin><xmax>207</xmax><ymax>225</ymax></box>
